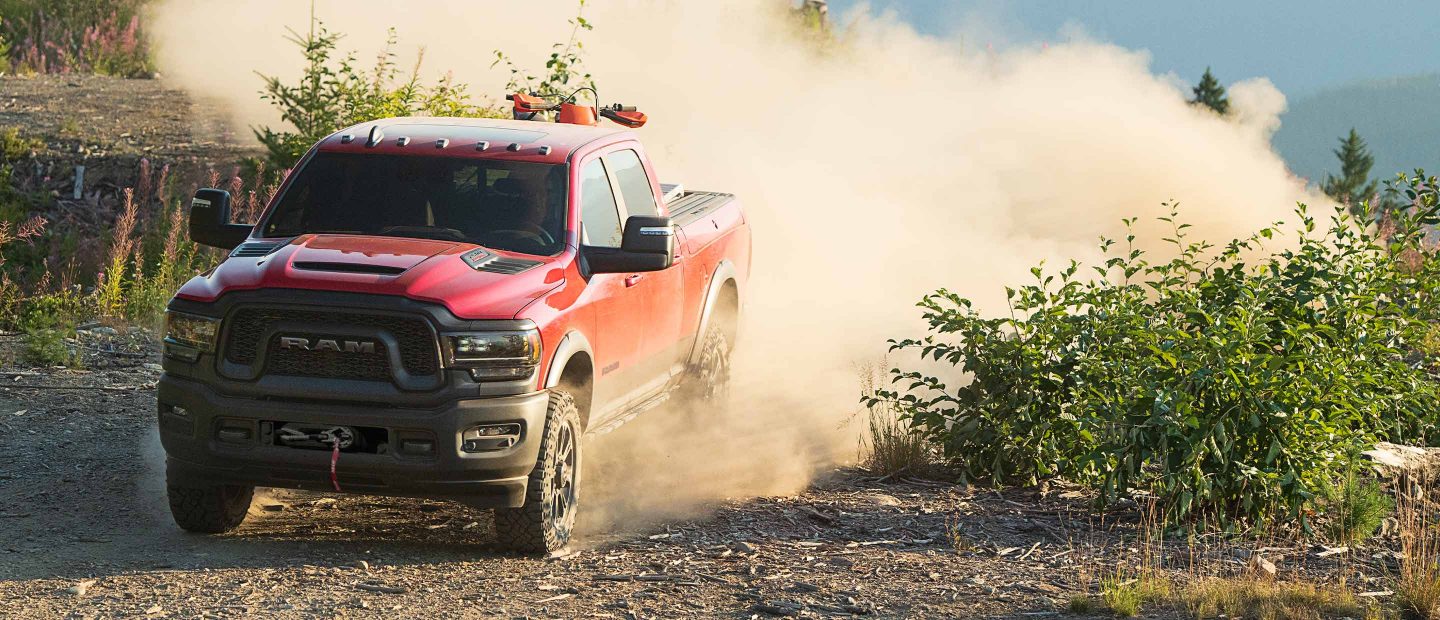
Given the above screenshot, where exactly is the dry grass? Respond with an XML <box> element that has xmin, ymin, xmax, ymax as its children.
<box><xmin>1177</xmin><ymin>578</ymin><xmax>1366</xmax><ymax>620</ymax></box>
<box><xmin>1395</xmin><ymin>471</ymin><xmax>1440</xmax><ymax>620</ymax></box>
<box><xmin>857</xmin><ymin>360</ymin><xmax>933</xmax><ymax>477</ymax></box>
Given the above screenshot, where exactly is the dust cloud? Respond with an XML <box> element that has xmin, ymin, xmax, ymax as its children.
<box><xmin>149</xmin><ymin>0</ymin><xmax>1320</xmax><ymax>529</ymax></box>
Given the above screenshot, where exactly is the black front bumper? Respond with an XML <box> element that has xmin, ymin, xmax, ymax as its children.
<box><xmin>157</xmin><ymin>374</ymin><xmax>550</xmax><ymax>508</ymax></box>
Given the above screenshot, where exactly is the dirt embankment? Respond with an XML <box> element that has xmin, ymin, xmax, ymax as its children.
<box><xmin>1</xmin><ymin>75</ymin><xmax>258</xmax><ymax>274</ymax></box>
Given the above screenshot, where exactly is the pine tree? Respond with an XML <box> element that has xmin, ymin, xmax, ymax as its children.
<box><xmin>1321</xmin><ymin>128</ymin><xmax>1379</xmax><ymax>216</ymax></box>
<box><xmin>1190</xmin><ymin>67</ymin><xmax>1230</xmax><ymax>115</ymax></box>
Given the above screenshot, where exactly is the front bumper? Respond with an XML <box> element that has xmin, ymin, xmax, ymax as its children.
<box><xmin>157</xmin><ymin>374</ymin><xmax>550</xmax><ymax>508</ymax></box>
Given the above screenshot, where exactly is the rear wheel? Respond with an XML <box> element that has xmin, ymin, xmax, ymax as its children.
<box><xmin>167</xmin><ymin>482</ymin><xmax>253</xmax><ymax>534</ymax></box>
<box><xmin>680</xmin><ymin>322</ymin><xmax>732</xmax><ymax>407</ymax></box>
<box><xmin>494</xmin><ymin>390</ymin><xmax>581</xmax><ymax>554</ymax></box>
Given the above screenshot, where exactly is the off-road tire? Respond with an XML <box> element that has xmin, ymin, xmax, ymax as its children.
<box><xmin>494</xmin><ymin>390</ymin><xmax>582</xmax><ymax>554</ymax></box>
<box><xmin>167</xmin><ymin>483</ymin><xmax>253</xmax><ymax>534</ymax></box>
<box><xmin>679</xmin><ymin>323</ymin><xmax>732</xmax><ymax>406</ymax></box>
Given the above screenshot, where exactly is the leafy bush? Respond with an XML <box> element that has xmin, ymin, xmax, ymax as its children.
<box><xmin>872</xmin><ymin>174</ymin><xmax>1440</xmax><ymax>529</ymax></box>
<box><xmin>0</xmin><ymin>0</ymin><xmax>153</xmax><ymax>77</ymax></box>
<box><xmin>253</xmin><ymin>20</ymin><xmax>503</xmax><ymax>171</ymax></box>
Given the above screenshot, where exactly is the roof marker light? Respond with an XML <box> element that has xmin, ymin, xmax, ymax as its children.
<box><xmin>339</xmin><ymin>134</ymin><xmax>354</xmax><ymax>144</ymax></box>
<box><xmin>435</xmin><ymin>138</ymin><xmax>449</xmax><ymax>149</ymax></box>
<box><xmin>506</xmin><ymin>143</ymin><xmax>522</xmax><ymax>152</ymax></box>
<box><xmin>476</xmin><ymin>141</ymin><xmax>490</xmax><ymax>152</ymax></box>
<box><xmin>538</xmin><ymin>146</ymin><xmax>552</xmax><ymax>155</ymax></box>
<box><xmin>365</xmin><ymin>126</ymin><xmax>385</xmax><ymax>147</ymax></box>
<box><xmin>397</xmin><ymin>136</ymin><xmax>411</xmax><ymax>147</ymax></box>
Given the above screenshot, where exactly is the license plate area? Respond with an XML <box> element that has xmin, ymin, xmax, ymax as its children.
<box><xmin>262</xmin><ymin>420</ymin><xmax>390</xmax><ymax>454</ymax></box>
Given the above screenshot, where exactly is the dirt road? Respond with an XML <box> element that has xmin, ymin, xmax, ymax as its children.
<box><xmin>0</xmin><ymin>336</ymin><xmax>1117</xmax><ymax>618</ymax></box>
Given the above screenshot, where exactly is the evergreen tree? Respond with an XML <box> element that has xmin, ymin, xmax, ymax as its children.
<box><xmin>1321</xmin><ymin>128</ymin><xmax>1379</xmax><ymax>216</ymax></box>
<box><xmin>1190</xmin><ymin>67</ymin><xmax>1230</xmax><ymax>115</ymax></box>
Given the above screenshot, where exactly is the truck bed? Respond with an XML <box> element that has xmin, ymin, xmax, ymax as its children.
<box><xmin>667</xmin><ymin>190</ymin><xmax>736</xmax><ymax>228</ymax></box>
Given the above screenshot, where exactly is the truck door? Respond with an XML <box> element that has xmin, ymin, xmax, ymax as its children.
<box><xmin>604</xmin><ymin>147</ymin><xmax>686</xmax><ymax>387</ymax></box>
<box><xmin>577</xmin><ymin>157</ymin><xmax>646</xmax><ymax>411</ymax></box>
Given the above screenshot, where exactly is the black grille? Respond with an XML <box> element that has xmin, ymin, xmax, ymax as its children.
<box><xmin>267</xmin><ymin>336</ymin><xmax>390</xmax><ymax>381</ymax></box>
<box><xmin>224</xmin><ymin>308</ymin><xmax>438</xmax><ymax>378</ymax></box>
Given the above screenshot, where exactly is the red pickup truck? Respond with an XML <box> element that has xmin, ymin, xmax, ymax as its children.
<box><xmin>157</xmin><ymin>109</ymin><xmax>750</xmax><ymax>553</ymax></box>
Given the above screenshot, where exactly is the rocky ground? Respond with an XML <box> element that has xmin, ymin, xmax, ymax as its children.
<box><xmin>0</xmin><ymin>337</ymin><xmax>1409</xmax><ymax>619</ymax></box>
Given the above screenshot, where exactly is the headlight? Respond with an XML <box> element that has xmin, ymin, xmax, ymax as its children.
<box><xmin>164</xmin><ymin>311</ymin><xmax>221</xmax><ymax>360</ymax></box>
<box><xmin>446</xmin><ymin>329</ymin><xmax>541</xmax><ymax>380</ymax></box>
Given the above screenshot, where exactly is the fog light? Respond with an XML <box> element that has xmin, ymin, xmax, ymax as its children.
<box><xmin>401</xmin><ymin>439</ymin><xmax>435</xmax><ymax>455</ymax></box>
<box><xmin>462</xmin><ymin>423</ymin><xmax>522</xmax><ymax>452</ymax></box>
<box><xmin>217</xmin><ymin>427</ymin><xmax>251</xmax><ymax>443</ymax></box>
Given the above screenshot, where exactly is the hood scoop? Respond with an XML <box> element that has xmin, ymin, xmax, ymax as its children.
<box><xmin>231</xmin><ymin>241</ymin><xmax>285</xmax><ymax>258</ymax></box>
<box><xmin>293</xmin><ymin>261</ymin><xmax>407</xmax><ymax>275</ymax></box>
<box><xmin>461</xmin><ymin>248</ymin><xmax>542</xmax><ymax>275</ymax></box>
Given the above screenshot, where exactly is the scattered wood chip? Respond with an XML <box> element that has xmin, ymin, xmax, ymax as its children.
<box><xmin>355</xmin><ymin>583</ymin><xmax>407</xmax><ymax>594</ymax></box>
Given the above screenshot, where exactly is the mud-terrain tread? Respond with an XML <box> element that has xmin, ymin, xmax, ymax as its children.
<box><xmin>167</xmin><ymin>484</ymin><xmax>253</xmax><ymax>534</ymax></box>
<box><xmin>493</xmin><ymin>390</ymin><xmax>580</xmax><ymax>554</ymax></box>
<box><xmin>679</xmin><ymin>323</ymin><xmax>732</xmax><ymax>405</ymax></box>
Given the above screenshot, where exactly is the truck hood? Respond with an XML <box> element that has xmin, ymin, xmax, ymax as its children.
<box><xmin>174</xmin><ymin>234</ymin><xmax>567</xmax><ymax>319</ymax></box>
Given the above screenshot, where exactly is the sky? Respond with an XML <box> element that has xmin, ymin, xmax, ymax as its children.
<box><xmin>827</xmin><ymin>0</ymin><xmax>1440</xmax><ymax>96</ymax></box>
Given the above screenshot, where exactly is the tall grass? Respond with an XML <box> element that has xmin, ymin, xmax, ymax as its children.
<box><xmin>857</xmin><ymin>360</ymin><xmax>932</xmax><ymax>477</ymax></box>
<box><xmin>1395</xmin><ymin>469</ymin><xmax>1440</xmax><ymax>619</ymax></box>
<box><xmin>3</xmin><ymin>155</ymin><xmax>244</xmax><ymax>358</ymax></box>
<box><xmin>0</xmin><ymin>0</ymin><xmax>153</xmax><ymax>77</ymax></box>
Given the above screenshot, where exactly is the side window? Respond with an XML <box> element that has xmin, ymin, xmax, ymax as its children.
<box><xmin>606</xmin><ymin>149</ymin><xmax>659</xmax><ymax>218</ymax></box>
<box><xmin>579</xmin><ymin>159</ymin><xmax>623</xmax><ymax>248</ymax></box>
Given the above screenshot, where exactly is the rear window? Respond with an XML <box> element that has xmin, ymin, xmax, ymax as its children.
<box><xmin>262</xmin><ymin>153</ymin><xmax>567</xmax><ymax>256</ymax></box>
<box><xmin>606</xmin><ymin>149</ymin><xmax>659</xmax><ymax>217</ymax></box>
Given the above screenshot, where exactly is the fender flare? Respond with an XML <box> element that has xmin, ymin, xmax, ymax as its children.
<box><xmin>544</xmin><ymin>330</ymin><xmax>594</xmax><ymax>389</ymax></box>
<box><xmin>687</xmin><ymin>259</ymin><xmax>741</xmax><ymax>365</ymax></box>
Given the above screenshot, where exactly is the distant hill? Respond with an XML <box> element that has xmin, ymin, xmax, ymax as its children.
<box><xmin>1273</xmin><ymin>74</ymin><xmax>1440</xmax><ymax>185</ymax></box>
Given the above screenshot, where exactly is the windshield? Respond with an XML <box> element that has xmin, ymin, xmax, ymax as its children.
<box><xmin>262</xmin><ymin>153</ymin><xmax>568</xmax><ymax>256</ymax></box>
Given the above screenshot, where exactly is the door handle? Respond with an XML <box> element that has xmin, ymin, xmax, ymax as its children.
<box><xmin>624</xmin><ymin>274</ymin><xmax>643</xmax><ymax>287</ymax></box>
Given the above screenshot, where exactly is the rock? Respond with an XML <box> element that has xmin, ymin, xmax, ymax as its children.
<box><xmin>353</xmin><ymin>560</ymin><xmax>370</xmax><ymax>571</ymax></box>
<box><xmin>1251</xmin><ymin>555</ymin><xmax>1277</xmax><ymax>578</ymax></box>
<box><xmin>143</xmin><ymin>363</ymin><xmax>163</xmax><ymax>371</ymax></box>
<box><xmin>64</xmin><ymin>580</ymin><xmax>96</xmax><ymax>596</ymax></box>
<box><xmin>735</xmin><ymin>541</ymin><xmax>758</xmax><ymax>554</ymax></box>
<box><xmin>260</xmin><ymin>503</ymin><xmax>287</xmax><ymax>512</ymax></box>
<box><xmin>1364</xmin><ymin>442</ymin><xmax>1440</xmax><ymax>472</ymax></box>
<box><xmin>864</xmin><ymin>493</ymin><xmax>902</xmax><ymax>507</ymax></box>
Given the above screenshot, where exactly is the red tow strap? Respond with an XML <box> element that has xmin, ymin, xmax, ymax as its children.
<box><xmin>330</xmin><ymin>438</ymin><xmax>342</xmax><ymax>492</ymax></box>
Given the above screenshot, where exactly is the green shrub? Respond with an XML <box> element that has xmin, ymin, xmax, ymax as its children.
<box><xmin>872</xmin><ymin>173</ymin><xmax>1440</xmax><ymax>530</ymax></box>
<box><xmin>253</xmin><ymin>19</ymin><xmax>503</xmax><ymax>171</ymax></box>
<box><xmin>1319</xmin><ymin>472</ymin><xmax>1393</xmax><ymax>545</ymax></box>
<box><xmin>18</xmin><ymin>291</ymin><xmax>83</xmax><ymax>366</ymax></box>
<box><xmin>0</xmin><ymin>127</ymin><xmax>41</xmax><ymax>163</ymax></box>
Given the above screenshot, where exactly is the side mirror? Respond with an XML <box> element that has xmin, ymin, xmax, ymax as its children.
<box><xmin>585</xmin><ymin>216</ymin><xmax>675</xmax><ymax>274</ymax></box>
<box><xmin>189</xmin><ymin>188</ymin><xmax>252</xmax><ymax>250</ymax></box>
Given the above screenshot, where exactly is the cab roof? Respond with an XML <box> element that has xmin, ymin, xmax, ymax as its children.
<box><xmin>318</xmin><ymin>116</ymin><xmax>631</xmax><ymax>164</ymax></box>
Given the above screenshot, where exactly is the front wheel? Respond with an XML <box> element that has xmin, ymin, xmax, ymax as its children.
<box><xmin>493</xmin><ymin>390</ymin><xmax>581</xmax><ymax>554</ymax></box>
<box><xmin>167</xmin><ymin>482</ymin><xmax>253</xmax><ymax>533</ymax></box>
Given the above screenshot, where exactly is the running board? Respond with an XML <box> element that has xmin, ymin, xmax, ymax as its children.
<box><xmin>585</xmin><ymin>387</ymin><xmax>674</xmax><ymax>437</ymax></box>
